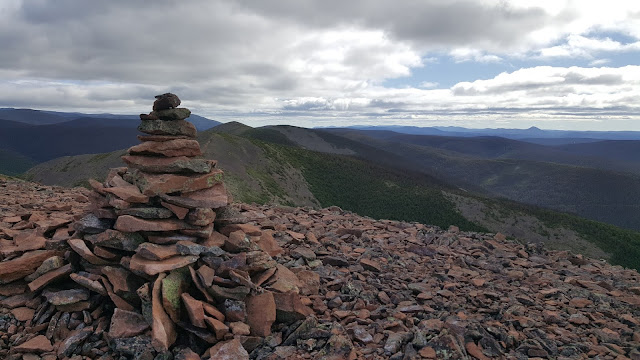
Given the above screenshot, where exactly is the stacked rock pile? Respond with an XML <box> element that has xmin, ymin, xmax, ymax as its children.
<box><xmin>2</xmin><ymin>178</ymin><xmax>640</xmax><ymax>359</ymax></box>
<box><xmin>0</xmin><ymin>95</ymin><xmax>316</xmax><ymax>359</ymax></box>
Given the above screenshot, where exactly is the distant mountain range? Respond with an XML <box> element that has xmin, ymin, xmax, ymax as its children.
<box><xmin>323</xmin><ymin>125</ymin><xmax>640</xmax><ymax>144</ymax></box>
<box><xmin>0</xmin><ymin>108</ymin><xmax>221</xmax><ymax>174</ymax></box>
<box><xmin>24</xmin><ymin>121</ymin><xmax>640</xmax><ymax>270</ymax></box>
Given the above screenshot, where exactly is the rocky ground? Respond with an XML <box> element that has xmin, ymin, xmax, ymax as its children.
<box><xmin>1</xmin><ymin>178</ymin><xmax>639</xmax><ymax>360</ymax></box>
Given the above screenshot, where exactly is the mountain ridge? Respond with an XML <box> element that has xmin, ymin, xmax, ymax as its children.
<box><xmin>25</xmin><ymin>125</ymin><xmax>640</xmax><ymax>270</ymax></box>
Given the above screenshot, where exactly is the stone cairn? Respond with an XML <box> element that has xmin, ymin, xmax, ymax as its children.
<box><xmin>1</xmin><ymin>94</ymin><xmax>313</xmax><ymax>359</ymax></box>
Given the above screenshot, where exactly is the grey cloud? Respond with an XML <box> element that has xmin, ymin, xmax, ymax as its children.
<box><xmin>563</xmin><ymin>72</ymin><xmax>623</xmax><ymax>85</ymax></box>
<box><xmin>282</xmin><ymin>99</ymin><xmax>331</xmax><ymax>111</ymax></box>
<box><xmin>236</xmin><ymin>0</ymin><xmax>553</xmax><ymax>50</ymax></box>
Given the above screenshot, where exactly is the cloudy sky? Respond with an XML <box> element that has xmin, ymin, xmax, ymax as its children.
<box><xmin>1</xmin><ymin>0</ymin><xmax>640</xmax><ymax>130</ymax></box>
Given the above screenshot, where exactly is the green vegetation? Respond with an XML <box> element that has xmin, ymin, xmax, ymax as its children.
<box><xmin>258</xmin><ymin>142</ymin><xmax>487</xmax><ymax>232</ymax></box>
<box><xmin>88</xmin><ymin>152</ymin><xmax>112</xmax><ymax>163</ymax></box>
<box><xmin>0</xmin><ymin>149</ymin><xmax>37</xmax><ymax>176</ymax></box>
<box><xmin>241</xmin><ymin>128</ymin><xmax>298</xmax><ymax>147</ymax></box>
<box><xmin>22</xmin><ymin>124</ymin><xmax>640</xmax><ymax>271</ymax></box>
<box><xmin>485</xmin><ymin>197</ymin><xmax>640</xmax><ymax>270</ymax></box>
<box><xmin>246</xmin><ymin>168</ymin><xmax>288</xmax><ymax>202</ymax></box>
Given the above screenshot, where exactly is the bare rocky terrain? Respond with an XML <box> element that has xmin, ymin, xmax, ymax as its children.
<box><xmin>2</xmin><ymin>95</ymin><xmax>639</xmax><ymax>360</ymax></box>
<box><xmin>1</xmin><ymin>178</ymin><xmax>639</xmax><ymax>359</ymax></box>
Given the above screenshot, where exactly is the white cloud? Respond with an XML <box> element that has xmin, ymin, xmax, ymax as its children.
<box><xmin>450</xmin><ymin>48</ymin><xmax>503</xmax><ymax>63</ymax></box>
<box><xmin>0</xmin><ymin>1</ymin><xmax>639</xmax><ymax>130</ymax></box>
<box><xmin>538</xmin><ymin>35</ymin><xmax>640</xmax><ymax>59</ymax></box>
<box><xmin>418</xmin><ymin>82</ymin><xmax>439</xmax><ymax>89</ymax></box>
<box><xmin>588</xmin><ymin>59</ymin><xmax>611</xmax><ymax>66</ymax></box>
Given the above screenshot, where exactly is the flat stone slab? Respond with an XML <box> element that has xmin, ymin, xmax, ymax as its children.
<box><xmin>0</xmin><ymin>250</ymin><xmax>61</xmax><ymax>284</ymax></box>
<box><xmin>129</xmin><ymin>169</ymin><xmax>224</xmax><ymax>196</ymax></box>
<box><xmin>159</xmin><ymin>183</ymin><xmax>228</xmax><ymax>209</ymax></box>
<box><xmin>138</xmin><ymin>119</ymin><xmax>196</xmax><ymax>137</ymax></box>
<box><xmin>115</xmin><ymin>215</ymin><xmax>200</xmax><ymax>232</ymax></box>
<box><xmin>127</xmin><ymin>139</ymin><xmax>201</xmax><ymax>157</ymax></box>
<box><xmin>129</xmin><ymin>253</ymin><xmax>198</xmax><ymax>276</ymax></box>
<box><xmin>122</xmin><ymin>155</ymin><xmax>214</xmax><ymax>174</ymax></box>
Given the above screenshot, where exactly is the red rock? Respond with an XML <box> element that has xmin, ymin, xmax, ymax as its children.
<box><xmin>188</xmin><ymin>266</ymin><xmax>215</xmax><ymax>304</ymax></box>
<box><xmin>202</xmin><ymin>301</ymin><xmax>225</xmax><ymax>322</ymax></box>
<box><xmin>174</xmin><ymin>348</ymin><xmax>200</xmax><ymax>360</ymax></box>
<box><xmin>11</xmin><ymin>306</ymin><xmax>35</xmax><ymax>321</ymax></box>
<box><xmin>131</xmin><ymin>169</ymin><xmax>223</xmax><ymax>196</ymax></box>
<box><xmin>197</xmin><ymin>265</ymin><xmax>216</xmax><ymax>287</ymax></box>
<box><xmin>186</xmin><ymin>207</ymin><xmax>216</xmax><ymax>226</ymax></box>
<box><xmin>223</xmin><ymin>298</ymin><xmax>247</xmax><ymax>322</ymax></box>
<box><xmin>207</xmin><ymin>338</ymin><xmax>249</xmax><ymax>360</ymax></box>
<box><xmin>252</xmin><ymin>267</ymin><xmax>277</xmax><ymax>287</ymax></box>
<box><xmin>52</xmin><ymin>226</ymin><xmax>73</xmax><ymax>240</ymax></box>
<box><xmin>151</xmin><ymin>273</ymin><xmax>177</xmax><ymax>351</ymax></box>
<box><xmin>0</xmin><ymin>292</ymin><xmax>34</xmax><ymax>309</ymax></box>
<box><xmin>161</xmin><ymin>201</ymin><xmax>189</xmax><ymax>219</ymax></box>
<box><xmin>267</xmin><ymin>264</ymin><xmax>301</xmax><ymax>293</ymax></box>
<box><xmin>569</xmin><ymin>313</ymin><xmax>590</xmax><ymax>325</ymax></box>
<box><xmin>285</xmin><ymin>230</ymin><xmax>305</xmax><ymax>243</ymax></box>
<box><xmin>220</xmin><ymin>223</ymin><xmax>262</xmax><ymax>236</ymax></box>
<box><xmin>292</xmin><ymin>269</ymin><xmax>320</xmax><ymax>295</ymax></box>
<box><xmin>128</xmin><ymin>139</ymin><xmax>201</xmax><ymax>157</ymax></box>
<box><xmin>93</xmin><ymin>246</ymin><xmax>120</xmax><ymax>260</ymax></box>
<box><xmin>229</xmin><ymin>321</ymin><xmax>251</xmax><ymax>335</ymax></box>
<box><xmin>245</xmin><ymin>291</ymin><xmax>276</xmax><ymax>336</ymax></box>
<box><xmin>129</xmin><ymin>253</ymin><xmax>198</xmax><ymax>276</ymax></box>
<box><xmin>14</xmin><ymin>335</ymin><xmax>53</xmax><ymax>353</ymax></box>
<box><xmin>0</xmin><ymin>232</ymin><xmax>46</xmax><ymax>256</ymax></box>
<box><xmin>224</xmin><ymin>231</ymin><xmax>254</xmax><ymax>253</ymax></box>
<box><xmin>160</xmin><ymin>183</ymin><xmax>228</xmax><ymax>209</ymax></box>
<box><xmin>44</xmin><ymin>288</ymin><xmax>89</xmax><ymax>306</ymax></box>
<box><xmin>181</xmin><ymin>293</ymin><xmax>206</xmax><ymax>328</ymax></box>
<box><xmin>205</xmin><ymin>316</ymin><xmax>229</xmax><ymax>339</ymax></box>
<box><xmin>0</xmin><ymin>283</ymin><xmax>27</xmax><ymax>296</ymax></box>
<box><xmin>359</xmin><ymin>258</ymin><xmax>381</xmax><ymax>272</ymax></box>
<box><xmin>109</xmin><ymin>308</ymin><xmax>150</xmax><ymax>338</ymax></box>
<box><xmin>179</xmin><ymin>222</ymin><xmax>214</xmax><ymax>239</ymax></box>
<box><xmin>101</xmin><ymin>266</ymin><xmax>137</xmax><ymax>295</ymax></box>
<box><xmin>255</xmin><ymin>230</ymin><xmax>284</xmax><ymax>257</ymax></box>
<box><xmin>35</xmin><ymin>217</ymin><xmax>72</xmax><ymax>233</ymax></box>
<box><xmin>88</xmin><ymin>178</ymin><xmax>106</xmax><ymax>194</ymax></box>
<box><xmin>272</xmin><ymin>291</ymin><xmax>314</xmax><ymax>324</ymax></box>
<box><xmin>0</xmin><ymin>250</ymin><xmax>60</xmax><ymax>284</ymax></box>
<box><xmin>465</xmin><ymin>342</ymin><xmax>490</xmax><ymax>360</ymax></box>
<box><xmin>136</xmin><ymin>242</ymin><xmax>179</xmax><ymax>260</ymax></box>
<box><xmin>103</xmin><ymin>277</ymin><xmax>135</xmax><ymax>311</ymax></box>
<box><xmin>70</xmin><ymin>273</ymin><xmax>107</xmax><ymax>295</ymax></box>
<box><xmin>122</xmin><ymin>155</ymin><xmax>213</xmax><ymax>174</ymax></box>
<box><xmin>418</xmin><ymin>346</ymin><xmax>437</xmax><ymax>358</ymax></box>
<box><xmin>201</xmin><ymin>232</ymin><xmax>227</xmax><ymax>248</ymax></box>
<box><xmin>115</xmin><ymin>215</ymin><xmax>194</xmax><ymax>232</ymax></box>
<box><xmin>102</xmin><ymin>184</ymin><xmax>148</xmax><ymax>204</ymax></box>
<box><xmin>68</xmin><ymin>238</ymin><xmax>110</xmax><ymax>265</ymax></box>
<box><xmin>569</xmin><ymin>297</ymin><xmax>593</xmax><ymax>308</ymax></box>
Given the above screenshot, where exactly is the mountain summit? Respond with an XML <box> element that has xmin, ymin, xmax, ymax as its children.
<box><xmin>0</xmin><ymin>94</ymin><xmax>639</xmax><ymax>359</ymax></box>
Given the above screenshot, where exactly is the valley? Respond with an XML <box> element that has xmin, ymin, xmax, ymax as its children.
<box><xmin>12</xmin><ymin>115</ymin><xmax>640</xmax><ymax>271</ymax></box>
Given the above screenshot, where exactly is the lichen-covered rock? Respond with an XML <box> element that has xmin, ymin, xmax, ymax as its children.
<box><xmin>138</xmin><ymin>119</ymin><xmax>196</xmax><ymax>137</ymax></box>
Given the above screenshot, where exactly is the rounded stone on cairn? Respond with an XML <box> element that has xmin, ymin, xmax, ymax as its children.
<box><xmin>153</xmin><ymin>93</ymin><xmax>181</xmax><ymax>111</ymax></box>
